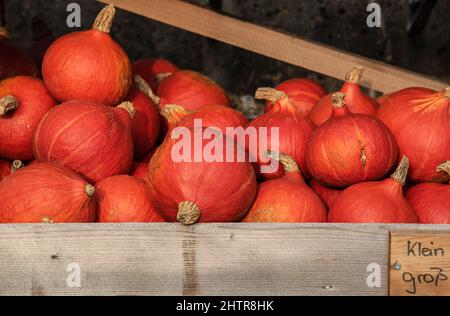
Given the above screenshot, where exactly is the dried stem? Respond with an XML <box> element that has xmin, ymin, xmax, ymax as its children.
<box><xmin>266</xmin><ymin>151</ymin><xmax>299</xmax><ymax>173</ymax></box>
<box><xmin>391</xmin><ymin>156</ymin><xmax>410</xmax><ymax>186</ymax></box>
<box><xmin>255</xmin><ymin>87</ymin><xmax>287</xmax><ymax>103</ymax></box>
<box><xmin>92</xmin><ymin>4</ymin><xmax>115</xmax><ymax>33</ymax></box>
<box><xmin>117</xmin><ymin>101</ymin><xmax>136</xmax><ymax>119</ymax></box>
<box><xmin>11</xmin><ymin>160</ymin><xmax>24</xmax><ymax>173</ymax></box>
<box><xmin>85</xmin><ymin>184</ymin><xmax>95</xmax><ymax>197</ymax></box>
<box><xmin>437</xmin><ymin>161</ymin><xmax>450</xmax><ymax>178</ymax></box>
<box><xmin>178</xmin><ymin>201</ymin><xmax>201</xmax><ymax>225</ymax></box>
<box><xmin>155</xmin><ymin>72</ymin><xmax>173</xmax><ymax>83</ymax></box>
<box><xmin>161</xmin><ymin>104</ymin><xmax>189</xmax><ymax>125</ymax></box>
<box><xmin>0</xmin><ymin>95</ymin><xmax>19</xmax><ymax>116</ymax></box>
<box><xmin>331</xmin><ymin>92</ymin><xmax>346</xmax><ymax>108</ymax></box>
<box><xmin>134</xmin><ymin>75</ymin><xmax>160</xmax><ymax>105</ymax></box>
<box><xmin>444</xmin><ymin>88</ymin><xmax>450</xmax><ymax>100</ymax></box>
<box><xmin>345</xmin><ymin>67</ymin><xmax>365</xmax><ymax>84</ymax></box>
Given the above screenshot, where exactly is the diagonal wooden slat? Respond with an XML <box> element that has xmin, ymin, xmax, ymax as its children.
<box><xmin>97</xmin><ymin>0</ymin><xmax>448</xmax><ymax>93</ymax></box>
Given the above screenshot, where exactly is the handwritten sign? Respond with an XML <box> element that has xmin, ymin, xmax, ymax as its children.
<box><xmin>390</xmin><ymin>231</ymin><xmax>450</xmax><ymax>296</ymax></box>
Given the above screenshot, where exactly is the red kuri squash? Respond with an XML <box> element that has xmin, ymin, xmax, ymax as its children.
<box><xmin>161</xmin><ymin>104</ymin><xmax>248</xmax><ymax>139</ymax></box>
<box><xmin>0</xmin><ymin>162</ymin><xmax>96</xmax><ymax>223</ymax></box>
<box><xmin>328</xmin><ymin>157</ymin><xmax>418</xmax><ymax>223</ymax></box>
<box><xmin>148</xmin><ymin>126</ymin><xmax>257</xmax><ymax>225</ymax></box>
<box><xmin>42</xmin><ymin>4</ymin><xmax>132</xmax><ymax>105</ymax></box>
<box><xmin>264</xmin><ymin>78</ymin><xmax>326</xmax><ymax>116</ymax></box>
<box><xmin>309</xmin><ymin>67</ymin><xmax>378</xmax><ymax>126</ymax></box>
<box><xmin>33</xmin><ymin>100</ymin><xmax>134</xmax><ymax>183</ymax></box>
<box><xmin>127</xmin><ymin>76</ymin><xmax>161</xmax><ymax>158</ymax></box>
<box><xmin>248</xmin><ymin>87</ymin><xmax>315</xmax><ymax>179</ymax></box>
<box><xmin>96</xmin><ymin>175</ymin><xmax>164</xmax><ymax>223</ymax></box>
<box><xmin>377</xmin><ymin>87</ymin><xmax>450</xmax><ymax>182</ymax></box>
<box><xmin>155</xmin><ymin>70</ymin><xmax>230</xmax><ymax>110</ymax></box>
<box><xmin>134</xmin><ymin>58</ymin><xmax>179</xmax><ymax>90</ymax></box>
<box><xmin>306</xmin><ymin>93</ymin><xmax>398</xmax><ymax>188</ymax></box>
<box><xmin>0</xmin><ymin>159</ymin><xmax>10</xmax><ymax>181</ymax></box>
<box><xmin>243</xmin><ymin>153</ymin><xmax>327</xmax><ymax>223</ymax></box>
<box><xmin>0</xmin><ymin>76</ymin><xmax>56</xmax><ymax>160</ymax></box>
<box><xmin>406</xmin><ymin>161</ymin><xmax>450</xmax><ymax>224</ymax></box>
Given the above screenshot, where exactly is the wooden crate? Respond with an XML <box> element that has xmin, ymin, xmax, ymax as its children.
<box><xmin>0</xmin><ymin>223</ymin><xmax>448</xmax><ymax>296</ymax></box>
<box><xmin>0</xmin><ymin>0</ymin><xmax>448</xmax><ymax>296</ymax></box>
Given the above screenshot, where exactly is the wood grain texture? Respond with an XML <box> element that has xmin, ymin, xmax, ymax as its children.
<box><xmin>1</xmin><ymin>223</ymin><xmax>448</xmax><ymax>296</ymax></box>
<box><xmin>97</xmin><ymin>0</ymin><xmax>449</xmax><ymax>93</ymax></box>
<box><xmin>390</xmin><ymin>231</ymin><xmax>450</xmax><ymax>296</ymax></box>
<box><xmin>0</xmin><ymin>223</ymin><xmax>387</xmax><ymax>296</ymax></box>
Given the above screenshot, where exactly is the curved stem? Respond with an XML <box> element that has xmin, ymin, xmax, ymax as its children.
<box><xmin>345</xmin><ymin>67</ymin><xmax>364</xmax><ymax>84</ymax></box>
<box><xmin>11</xmin><ymin>160</ymin><xmax>24</xmax><ymax>173</ymax></box>
<box><xmin>155</xmin><ymin>72</ymin><xmax>173</xmax><ymax>83</ymax></box>
<box><xmin>92</xmin><ymin>4</ymin><xmax>115</xmax><ymax>33</ymax></box>
<box><xmin>134</xmin><ymin>75</ymin><xmax>160</xmax><ymax>105</ymax></box>
<box><xmin>391</xmin><ymin>156</ymin><xmax>409</xmax><ymax>186</ymax></box>
<box><xmin>177</xmin><ymin>201</ymin><xmax>201</xmax><ymax>225</ymax></box>
<box><xmin>255</xmin><ymin>87</ymin><xmax>287</xmax><ymax>103</ymax></box>
<box><xmin>444</xmin><ymin>88</ymin><xmax>450</xmax><ymax>100</ymax></box>
<box><xmin>437</xmin><ymin>161</ymin><xmax>450</xmax><ymax>178</ymax></box>
<box><xmin>117</xmin><ymin>101</ymin><xmax>136</xmax><ymax>119</ymax></box>
<box><xmin>161</xmin><ymin>104</ymin><xmax>190</xmax><ymax>127</ymax></box>
<box><xmin>266</xmin><ymin>151</ymin><xmax>300</xmax><ymax>173</ymax></box>
<box><xmin>0</xmin><ymin>95</ymin><xmax>19</xmax><ymax>116</ymax></box>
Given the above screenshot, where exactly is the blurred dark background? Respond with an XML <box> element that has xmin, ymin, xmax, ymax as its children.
<box><xmin>2</xmin><ymin>0</ymin><xmax>450</xmax><ymax>98</ymax></box>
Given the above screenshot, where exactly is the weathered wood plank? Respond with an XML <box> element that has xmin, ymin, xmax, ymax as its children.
<box><xmin>0</xmin><ymin>223</ymin><xmax>386</xmax><ymax>296</ymax></box>
<box><xmin>1</xmin><ymin>223</ymin><xmax>448</xmax><ymax>296</ymax></box>
<box><xmin>98</xmin><ymin>0</ymin><xmax>449</xmax><ymax>93</ymax></box>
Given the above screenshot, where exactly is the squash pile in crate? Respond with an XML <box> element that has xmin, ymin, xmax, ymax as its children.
<box><xmin>0</xmin><ymin>4</ymin><xmax>449</xmax><ymax>225</ymax></box>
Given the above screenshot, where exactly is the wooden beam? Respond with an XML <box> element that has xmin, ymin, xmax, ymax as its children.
<box><xmin>98</xmin><ymin>0</ymin><xmax>448</xmax><ymax>93</ymax></box>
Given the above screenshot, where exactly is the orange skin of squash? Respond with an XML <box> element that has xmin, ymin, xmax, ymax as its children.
<box><xmin>126</xmin><ymin>86</ymin><xmax>161</xmax><ymax>159</ymax></box>
<box><xmin>309</xmin><ymin>81</ymin><xmax>378</xmax><ymax>127</ymax></box>
<box><xmin>0</xmin><ymin>76</ymin><xmax>56</xmax><ymax>160</ymax></box>
<box><xmin>0</xmin><ymin>163</ymin><xmax>95</xmax><ymax>223</ymax></box>
<box><xmin>0</xmin><ymin>159</ymin><xmax>11</xmax><ymax>181</ymax></box>
<box><xmin>157</xmin><ymin>70</ymin><xmax>230</xmax><ymax>110</ymax></box>
<box><xmin>309</xmin><ymin>179</ymin><xmax>341</xmax><ymax>209</ymax></box>
<box><xmin>160</xmin><ymin>104</ymin><xmax>248</xmax><ymax>145</ymax></box>
<box><xmin>306</xmin><ymin>105</ymin><xmax>398</xmax><ymax>188</ymax></box>
<box><xmin>377</xmin><ymin>88</ymin><xmax>450</xmax><ymax>183</ymax></box>
<box><xmin>265</xmin><ymin>78</ymin><xmax>327</xmax><ymax>116</ymax></box>
<box><xmin>170</xmin><ymin>104</ymin><xmax>248</xmax><ymax>137</ymax></box>
<box><xmin>406</xmin><ymin>170</ymin><xmax>450</xmax><ymax>224</ymax></box>
<box><xmin>33</xmin><ymin>100</ymin><xmax>134</xmax><ymax>183</ymax></box>
<box><xmin>133</xmin><ymin>58</ymin><xmax>179</xmax><ymax>90</ymax></box>
<box><xmin>95</xmin><ymin>175</ymin><xmax>164</xmax><ymax>223</ymax></box>
<box><xmin>247</xmin><ymin>99</ymin><xmax>315</xmax><ymax>180</ymax></box>
<box><xmin>328</xmin><ymin>177</ymin><xmax>418</xmax><ymax>223</ymax></box>
<box><xmin>42</xmin><ymin>29</ymin><xmax>132</xmax><ymax>106</ymax></box>
<box><xmin>148</xmin><ymin>127</ymin><xmax>257</xmax><ymax>223</ymax></box>
<box><xmin>0</xmin><ymin>33</ymin><xmax>39</xmax><ymax>81</ymax></box>
<box><xmin>243</xmin><ymin>169</ymin><xmax>327</xmax><ymax>223</ymax></box>
<box><xmin>130</xmin><ymin>162</ymin><xmax>149</xmax><ymax>183</ymax></box>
